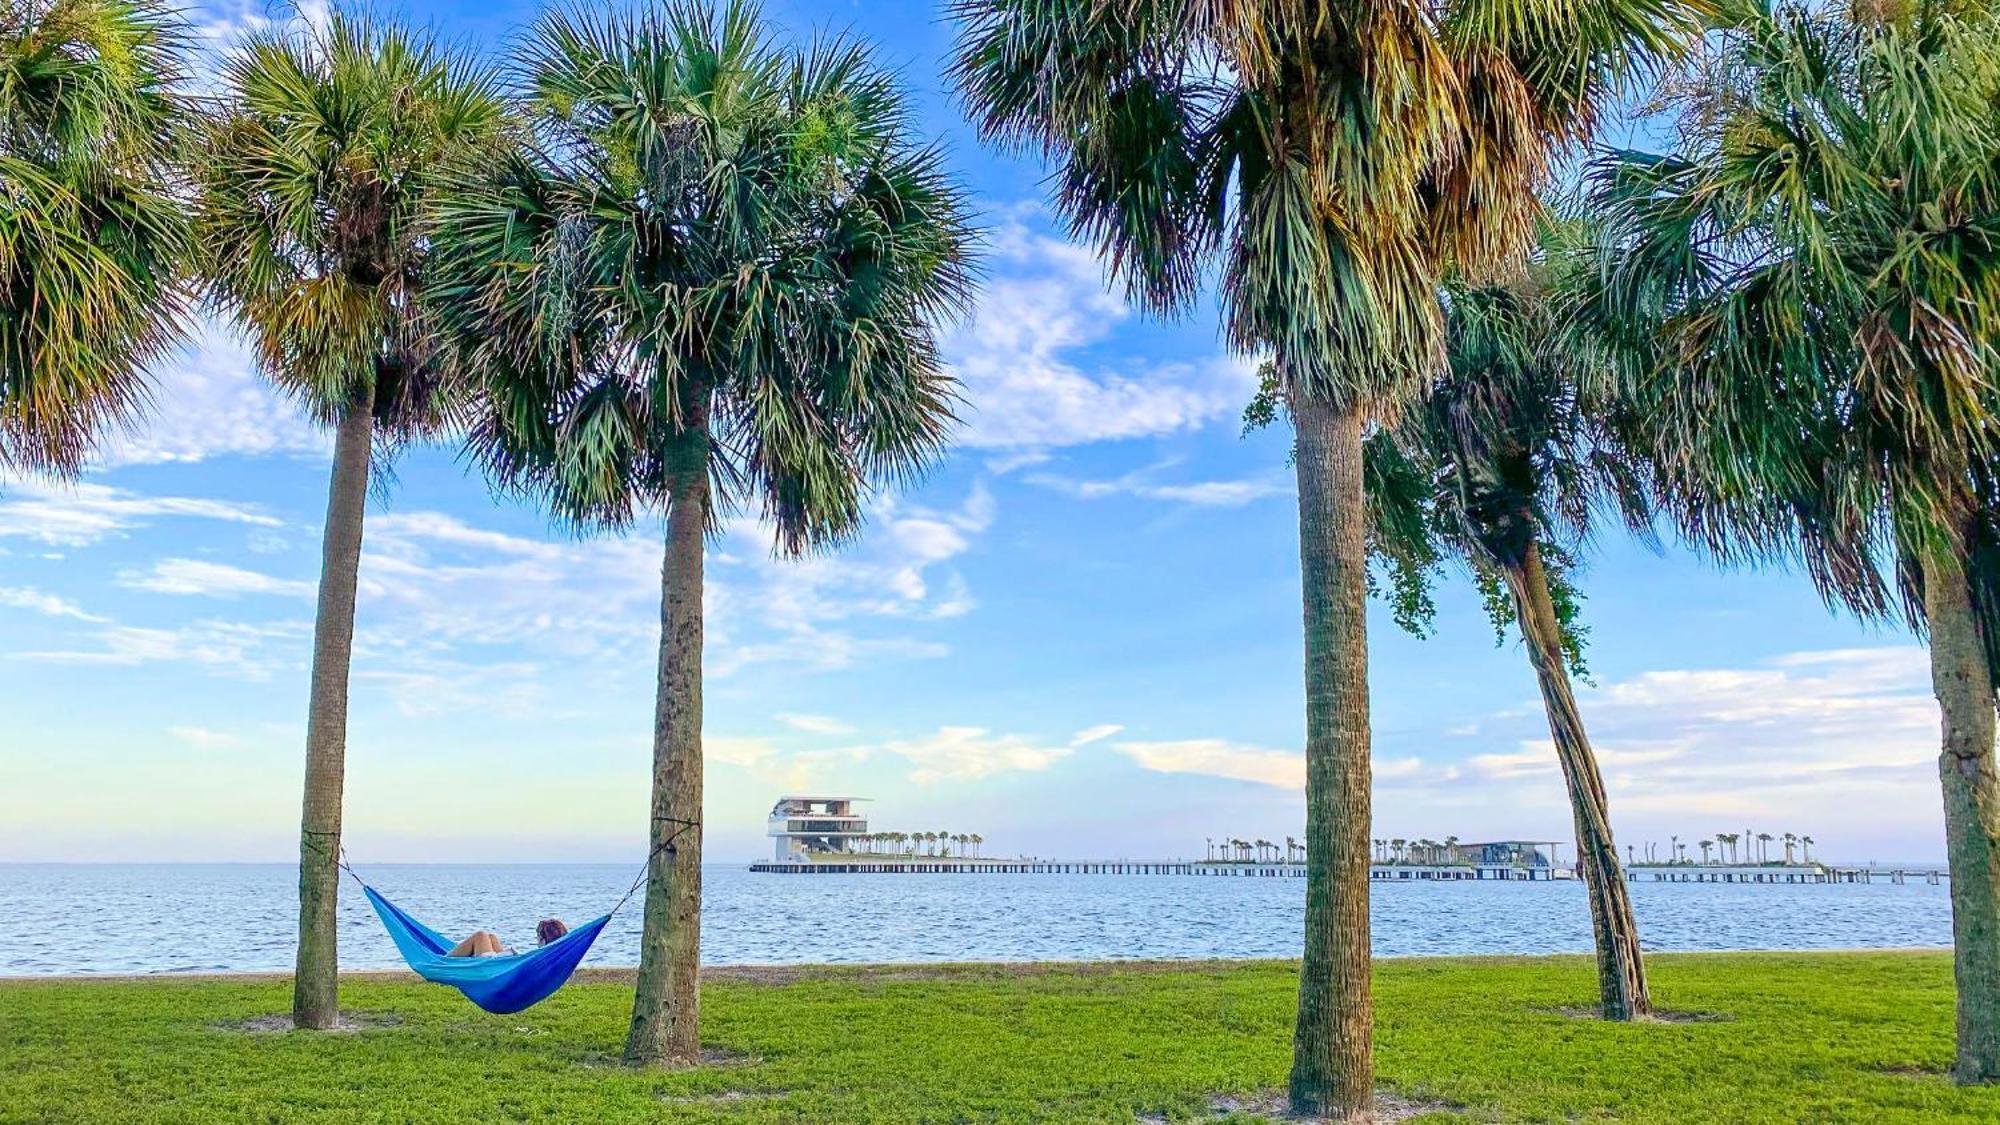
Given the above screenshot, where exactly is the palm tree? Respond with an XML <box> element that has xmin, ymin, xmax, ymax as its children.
<box><xmin>1365</xmin><ymin>259</ymin><xmax>1654</xmax><ymax>1015</ymax></box>
<box><xmin>1699</xmin><ymin>840</ymin><xmax>1713</xmax><ymax>865</ymax></box>
<box><xmin>194</xmin><ymin>13</ymin><xmax>501</xmax><ymax>1031</ymax></box>
<box><xmin>1802</xmin><ymin>836</ymin><xmax>1815</xmax><ymax>864</ymax></box>
<box><xmin>1757</xmin><ymin>834</ymin><xmax>1773</xmax><ymax>865</ymax></box>
<box><xmin>951</xmin><ymin>2</ymin><xmax>1701</xmax><ymax>1111</ymax></box>
<box><xmin>970</xmin><ymin>833</ymin><xmax>983</xmax><ymax>858</ymax></box>
<box><xmin>1573</xmin><ymin>0</ymin><xmax>2000</xmax><ymax>1080</ymax></box>
<box><xmin>1783</xmin><ymin>834</ymin><xmax>1797</xmax><ymax>865</ymax></box>
<box><xmin>429</xmin><ymin>1</ymin><xmax>972</xmax><ymax>1066</ymax></box>
<box><xmin>1</xmin><ymin>0</ymin><xmax>190</xmax><ymax>476</ymax></box>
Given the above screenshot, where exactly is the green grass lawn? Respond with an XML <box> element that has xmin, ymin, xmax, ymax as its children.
<box><xmin>3</xmin><ymin>952</ymin><xmax>1995</xmax><ymax>1123</ymax></box>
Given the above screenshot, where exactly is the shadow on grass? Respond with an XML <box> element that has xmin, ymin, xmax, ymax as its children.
<box><xmin>572</xmin><ymin>1045</ymin><xmax>762</xmax><ymax>1071</ymax></box>
<box><xmin>212</xmin><ymin>1011</ymin><xmax>404</xmax><ymax>1035</ymax></box>
<box><xmin>1540</xmin><ymin>1005</ymin><xmax>1732</xmax><ymax>1023</ymax></box>
<box><xmin>1139</xmin><ymin>1088</ymin><xmax>1467</xmax><ymax>1124</ymax></box>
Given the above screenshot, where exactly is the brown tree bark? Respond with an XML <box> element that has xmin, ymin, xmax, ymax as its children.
<box><xmin>1286</xmin><ymin>391</ymin><xmax>1374</xmax><ymax>1120</ymax></box>
<box><xmin>292</xmin><ymin>388</ymin><xmax>375</xmax><ymax>1030</ymax></box>
<box><xmin>624</xmin><ymin>421</ymin><xmax>709</xmax><ymax>1067</ymax></box>
<box><xmin>1922</xmin><ymin>509</ymin><xmax>2000</xmax><ymax>1085</ymax></box>
<box><xmin>1501</xmin><ymin>540</ymin><xmax>1650</xmax><ymax>1020</ymax></box>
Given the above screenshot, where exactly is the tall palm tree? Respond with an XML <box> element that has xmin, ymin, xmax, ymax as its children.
<box><xmin>1573</xmin><ymin>0</ymin><xmax>2000</xmax><ymax>1079</ymax></box>
<box><xmin>194</xmin><ymin>13</ymin><xmax>501</xmax><ymax>1031</ymax></box>
<box><xmin>1359</xmin><ymin>256</ymin><xmax>1655</xmax><ymax>1018</ymax></box>
<box><xmin>430</xmin><ymin>2</ymin><xmax>972</xmax><ymax>1064</ymax></box>
<box><xmin>1802</xmin><ymin>836</ymin><xmax>1815</xmax><ymax>864</ymax></box>
<box><xmin>951</xmin><ymin>1</ymin><xmax>1701</xmax><ymax>1111</ymax></box>
<box><xmin>1</xmin><ymin>0</ymin><xmax>190</xmax><ymax>476</ymax></box>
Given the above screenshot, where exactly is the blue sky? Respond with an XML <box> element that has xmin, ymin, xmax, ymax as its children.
<box><xmin>0</xmin><ymin>0</ymin><xmax>1951</xmax><ymax>866</ymax></box>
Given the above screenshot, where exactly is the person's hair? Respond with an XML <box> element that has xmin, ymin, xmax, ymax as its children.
<box><xmin>536</xmin><ymin>918</ymin><xmax>568</xmax><ymax>946</ymax></box>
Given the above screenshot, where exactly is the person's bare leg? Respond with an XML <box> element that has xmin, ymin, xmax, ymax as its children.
<box><xmin>448</xmin><ymin>931</ymin><xmax>502</xmax><ymax>957</ymax></box>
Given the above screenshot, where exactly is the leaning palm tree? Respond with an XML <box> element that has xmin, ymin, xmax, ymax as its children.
<box><xmin>1362</xmin><ymin>257</ymin><xmax>1655</xmax><ymax>1017</ymax></box>
<box><xmin>195</xmin><ymin>14</ymin><xmax>503</xmax><ymax>1030</ymax></box>
<box><xmin>1</xmin><ymin>0</ymin><xmax>190</xmax><ymax>476</ymax></box>
<box><xmin>1574</xmin><ymin>3</ymin><xmax>2000</xmax><ymax>1075</ymax></box>
<box><xmin>429</xmin><ymin>1</ymin><xmax>973</xmax><ymax>1066</ymax></box>
<box><xmin>951</xmin><ymin>1</ymin><xmax>1701</xmax><ymax>1111</ymax></box>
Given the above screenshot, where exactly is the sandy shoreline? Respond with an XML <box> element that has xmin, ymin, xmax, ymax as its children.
<box><xmin>0</xmin><ymin>946</ymin><xmax>1951</xmax><ymax>986</ymax></box>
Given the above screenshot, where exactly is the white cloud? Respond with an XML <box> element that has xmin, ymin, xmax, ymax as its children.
<box><xmin>0</xmin><ymin>479</ymin><xmax>280</xmax><ymax>547</ymax></box>
<box><xmin>0</xmin><ymin>586</ymin><xmax>106</xmax><ymax>621</ymax></box>
<box><xmin>709</xmin><ymin>736</ymin><xmax>871</xmax><ymax>791</ymax></box>
<box><xmin>882</xmin><ymin>725</ymin><xmax>1082</xmax><ymax>784</ymax></box>
<box><xmin>1025</xmin><ymin>459</ymin><xmax>1291</xmax><ymax>507</ymax></box>
<box><xmin>777</xmin><ymin>713</ymin><xmax>857</xmax><ymax>735</ymax></box>
<box><xmin>169</xmin><ymin>725</ymin><xmax>244</xmax><ymax>751</ymax></box>
<box><xmin>100</xmin><ymin>320</ymin><xmax>325</xmax><ymax>468</ymax></box>
<box><xmin>945</xmin><ymin>215</ymin><xmax>1256</xmax><ymax>449</ymax></box>
<box><xmin>1114</xmin><ymin>737</ymin><xmax>1425</xmax><ymax>791</ymax></box>
<box><xmin>19</xmin><ymin>619</ymin><xmax>310</xmax><ymax>680</ymax></box>
<box><xmin>1117</xmin><ymin>738</ymin><xmax>1303</xmax><ymax>788</ymax></box>
<box><xmin>1364</xmin><ymin>646</ymin><xmax>1948</xmax><ymax>856</ymax></box>
<box><xmin>119</xmin><ymin>558</ymin><xmax>314</xmax><ymax>598</ymax></box>
<box><xmin>1070</xmin><ymin>723</ymin><xmax>1125</xmax><ymax>746</ymax></box>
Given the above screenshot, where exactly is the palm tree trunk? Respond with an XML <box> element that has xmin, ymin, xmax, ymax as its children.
<box><xmin>1921</xmin><ymin>514</ymin><xmax>2000</xmax><ymax>1085</ymax></box>
<box><xmin>1286</xmin><ymin>391</ymin><xmax>1373</xmax><ymax>1119</ymax></box>
<box><xmin>624</xmin><ymin>435</ymin><xmax>709</xmax><ymax>1068</ymax></box>
<box><xmin>292</xmin><ymin>389</ymin><xmax>375</xmax><ymax>1030</ymax></box>
<box><xmin>1500</xmin><ymin>541</ymin><xmax>1649</xmax><ymax>1020</ymax></box>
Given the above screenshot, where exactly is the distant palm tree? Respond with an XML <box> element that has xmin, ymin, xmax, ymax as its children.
<box><xmin>1699</xmin><ymin>840</ymin><xmax>1713</xmax><ymax>864</ymax></box>
<box><xmin>970</xmin><ymin>833</ymin><xmax>983</xmax><ymax>858</ymax></box>
<box><xmin>1783</xmin><ymin>833</ymin><xmax>1797</xmax><ymax>865</ymax></box>
<box><xmin>430</xmin><ymin>0</ymin><xmax>972</xmax><ymax>1067</ymax></box>
<box><xmin>1758</xmin><ymin>834</ymin><xmax>1774</xmax><ymax>864</ymax></box>
<box><xmin>1361</xmin><ymin>255</ymin><xmax>1653</xmax><ymax>1015</ymax></box>
<box><xmin>1801</xmin><ymin>836</ymin><xmax>1815</xmax><ymax>864</ymax></box>
<box><xmin>196</xmin><ymin>12</ymin><xmax>503</xmax><ymax>1031</ymax></box>
<box><xmin>1</xmin><ymin>0</ymin><xmax>191</xmax><ymax>476</ymax></box>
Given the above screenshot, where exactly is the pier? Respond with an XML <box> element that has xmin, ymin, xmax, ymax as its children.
<box><xmin>748</xmin><ymin>858</ymin><xmax>1950</xmax><ymax>883</ymax></box>
<box><xmin>1628</xmin><ymin>864</ymin><xmax>1947</xmax><ymax>885</ymax></box>
<box><xmin>746</xmin><ymin>859</ymin><xmax>1560</xmax><ymax>878</ymax></box>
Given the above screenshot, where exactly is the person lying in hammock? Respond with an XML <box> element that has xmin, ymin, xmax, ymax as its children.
<box><xmin>447</xmin><ymin>918</ymin><xmax>568</xmax><ymax>958</ymax></box>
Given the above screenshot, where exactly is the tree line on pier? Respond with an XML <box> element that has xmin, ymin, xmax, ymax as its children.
<box><xmin>10</xmin><ymin>0</ymin><xmax>2000</xmax><ymax>1111</ymax></box>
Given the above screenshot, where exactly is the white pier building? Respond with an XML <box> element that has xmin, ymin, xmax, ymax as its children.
<box><xmin>767</xmin><ymin>795</ymin><xmax>870</xmax><ymax>861</ymax></box>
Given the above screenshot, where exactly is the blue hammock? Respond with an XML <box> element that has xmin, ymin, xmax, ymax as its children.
<box><xmin>361</xmin><ymin>885</ymin><xmax>613</xmax><ymax>1014</ymax></box>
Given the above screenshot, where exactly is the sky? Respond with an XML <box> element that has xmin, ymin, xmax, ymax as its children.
<box><xmin>0</xmin><ymin>0</ymin><xmax>1954</xmax><ymax>867</ymax></box>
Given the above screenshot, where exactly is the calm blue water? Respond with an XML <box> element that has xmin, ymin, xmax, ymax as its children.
<box><xmin>0</xmin><ymin>863</ymin><xmax>1954</xmax><ymax>976</ymax></box>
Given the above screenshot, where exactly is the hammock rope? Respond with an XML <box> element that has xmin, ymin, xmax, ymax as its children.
<box><xmin>298</xmin><ymin>817</ymin><xmax>699</xmax><ymax>1014</ymax></box>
